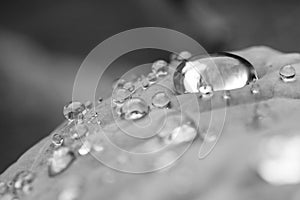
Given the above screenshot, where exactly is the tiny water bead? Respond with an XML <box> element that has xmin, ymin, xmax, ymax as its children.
<box><xmin>48</xmin><ymin>147</ymin><xmax>76</xmax><ymax>177</ymax></box>
<box><xmin>279</xmin><ymin>64</ymin><xmax>296</xmax><ymax>82</ymax></box>
<box><xmin>71</xmin><ymin>124</ymin><xmax>89</xmax><ymax>140</ymax></box>
<box><xmin>147</xmin><ymin>72</ymin><xmax>157</xmax><ymax>83</ymax></box>
<box><xmin>121</xmin><ymin>97</ymin><xmax>149</xmax><ymax>120</ymax></box>
<box><xmin>52</xmin><ymin>134</ymin><xmax>64</xmax><ymax>146</ymax></box>
<box><xmin>63</xmin><ymin>102</ymin><xmax>86</xmax><ymax>121</ymax></box>
<box><xmin>141</xmin><ymin>78</ymin><xmax>150</xmax><ymax>89</ymax></box>
<box><xmin>222</xmin><ymin>91</ymin><xmax>231</xmax><ymax>100</ymax></box>
<box><xmin>173</xmin><ymin>52</ymin><xmax>257</xmax><ymax>94</ymax></box>
<box><xmin>151</xmin><ymin>92</ymin><xmax>171</xmax><ymax>109</ymax></box>
<box><xmin>152</xmin><ymin>60</ymin><xmax>169</xmax><ymax>77</ymax></box>
<box><xmin>250</xmin><ymin>83</ymin><xmax>260</xmax><ymax>95</ymax></box>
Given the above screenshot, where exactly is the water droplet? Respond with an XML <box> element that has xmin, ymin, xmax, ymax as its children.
<box><xmin>152</xmin><ymin>60</ymin><xmax>168</xmax><ymax>77</ymax></box>
<box><xmin>0</xmin><ymin>181</ymin><xmax>8</xmax><ymax>195</ymax></box>
<box><xmin>52</xmin><ymin>134</ymin><xmax>64</xmax><ymax>146</ymax></box>
<box><xmin>78</xmin><ymin>141</ymin><xmax>92</xmax><ymax>156</ymax></box>
<box><xmin>121</xmin><ymin>97</ymin><xmax>149</xmax><ymax>120</ymax></box>
<box><xmin>173</xmin><ymin>52</ymin><xmax>257</xmax><ymax>94</ymax></box>
<box><xmin>12</xmin><ymin>171</ymin><xmax>35</xmax><ymax>194</ymax></box>
<box><xmin>48</xmin><ymin>147</ymin><xmax>76</xmax><ymax>177</ymax></box>
<box><xmin>279</xmin><ymin>65</ymin><xmax>296</xmax><ymax>82</ymax></box>
<box><xmin>98</xmin><ymin>97</ymin><xmax>103</xmax><ymax>103</ymax></box>
<box><xmin>162</xmin><ymin>123</ymin><xmax>197</xmax><ymax>145</ymax></box>
<box><xmin>257</xmin><ymin>135</ymin><xmax>300</xmax><ymax>185</ymax></box>
<box><xmin>250</xmin><ymin>83</ymin><xmax>260</xmax><ymax>95</ymax></box>
<box><xmin>63</xmin><ymin>102</ymin><xmax>86</xmax><ymax>122</ymax></box>
<box><xmin>151</xmin><ymin>92</ymin><xmax>171</xmax><ymax>109</ymax></box>
<box><xmin>147</xmin><ymin>72</ymin><xmax>157</xmax><ymax>84</ymax></box>
<box><xmin>199</xmin><ymin>84</ymin><xmax>214</xmax><ymax>98</ymax></box>
<box><xmin>112</xmin><ymin>88</ymin><xmax>131</xmax><ymax>104</ymax></box>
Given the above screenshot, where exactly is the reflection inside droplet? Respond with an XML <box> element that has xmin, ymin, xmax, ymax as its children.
<box><xmin>173</xmin><ymin>52</ymin><xmax>257</xmax><ymax>94</ymax></box>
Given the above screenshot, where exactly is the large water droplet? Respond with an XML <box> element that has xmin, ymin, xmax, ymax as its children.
<box><xmin>173</xmin><ymin>52</ymin><xmax>257</xmax><ymax>94</ymax></box>
<box><xmin>152</xmin><ymin>60</ymin><xmax>169</xmax><ymax>77</ymax></box>
<box><xmin>121</xmin><ymin>98</ymin><xmax>149</xmax><ymax>120</ymax></box>
<box><xmin>48</xmin><ymin>147</ymin><xmax>76</xmax><ymax>177</ymax></box>
<box><xmin>63</xmin><ymin>102</ymin><xmax>86</xmax><ymax>121</ymax></box>
<box><xmin>151</xmin><ymin>92</ymin><xmax>171</xmax><ymax>109</ymax></box>
<box><xmin>279</xmin><ymin>65</ymin><xmax>296</xmax><ymax>82</ymax></box>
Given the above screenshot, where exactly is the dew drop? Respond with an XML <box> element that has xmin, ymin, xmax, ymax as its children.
<box><xmin>63</xmin><ymin>102</ymin><xmax>86</xmax><ymax>122</ymax></box>
<box><xmin>279</xmin><ymin>65</ymin><xmax>296</xmax><ymax>82</ymax></box>
<box><xmin>141</xmin><ymin>78</ymin><xmax>150</xmax><ymax>89</ymax></box>
<box><xmin>121</xmin><ymin>97</ymin><xmax>149</xmax><ymax>120</ymax></box>
<box><xmin>151</xmin><ymin>92</ymin><xmax>171</xmax><ymax>109</ymax></box>
<box><xmin>48</xmin><ymin>147</ymin><xmax>76</xmax><ymax>177</ymax></box>
<box><xmin>112</xmin><ymin>88</ymin><xmax>131</xmax><ymax>104</ymax></box>
<box><xmin>152</xmin><ymin>60</ymin><xmax>169</xmax><ymax>77</ymax></box>
<box><xmin>173</xmin><ymin>52</ymin><xmax>257</xmax><ymax>94</ymax></box>
<box><xmin>52</xmin><ymin>134</ymin><xmax>64</xmax><ymax>146</ymax></box>
<box><xmin>250</xmin><ymin>83</ymin><xmax>260</xmax><ymax>95</ymax></box>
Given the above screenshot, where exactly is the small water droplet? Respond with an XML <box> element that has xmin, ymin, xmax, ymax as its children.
<box><xmin>279</xmin><ymin>65</ymin><xmax>296</xmax><ymax>82</ymax></box>
<box><xmin>98</xmin><ymin>97</ymin><xmax>103</xmax><ymax>103</ymax></box>
<box><xmin>0</xmin><ymin>181</ymin><xmax>8</xmax><ymax>195</ymax></box>
<box><xmin>63</xmin><ymin>102</ymin><xmax>86</xmax><ymax>122</ymax></box>
<box><xmin>173</xmin><ymin>52</ymin><xmax>257</xmax><ymax>94</ymax></box>
<box><xmin>112</xmin><ymin>88</ymin><xmax>131</xmax><ymax>104</ymax></box>
<box><xmin>78</xmin><ymin>141</ymin><xmax>92</xmax><ymax>156</ymax></box>
<box><xmin>12</xmin><ymin>171</ymin><xmax>35</xmax><ymax>194</ymax></box>
<box><xmin>121</xmin><ymin>97</ymin><xmax>149</xmax><ymax>120</ymax></box>
<box><xmin>163</xmin><ymin>123</ymin><xmax>197</xmax><ymax>145</ymax></box>
<box><xmin>48</xmin><ymin>147</ymin><xmax>76</xmax><ymax>177</ymax></box>
<box><xmin>151</xmin><ymin>92</ymin><xmax>171</xmax><ymax>109</ymax></box>
<box><xmin>199</xmin><ymin>84</ymin><xmax>214</xmax><ymax>98</ymax></box>
<box><xmin>123</xmin><ymin>81</ymin><xmax>135</xmax><ymax>92</ymax></box>
<box><xmin>52</xmin><ymin>134</ymin><xmax>64</xmax><ymax>146</ymax></box>
<box><xmin>250</xmin><ymin>83</ymin><xmax>260</xmax><ymax>95</ymax></box>
<box><xmin>152</xmin><ymin>60</ymin><xmax>168</xmax><ymax>77</ymax></box>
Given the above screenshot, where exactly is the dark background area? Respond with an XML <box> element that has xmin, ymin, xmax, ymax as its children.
<box><xmin>0</xmin><ymin>0</ymin><xmax>300</xmax><ymax>173</ymax></box>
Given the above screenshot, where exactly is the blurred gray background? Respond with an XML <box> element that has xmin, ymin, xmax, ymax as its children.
<box><xmin>0</xmin><ymin>0</ymin><xmax>300</xmax><ymax>173</ymax></box>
